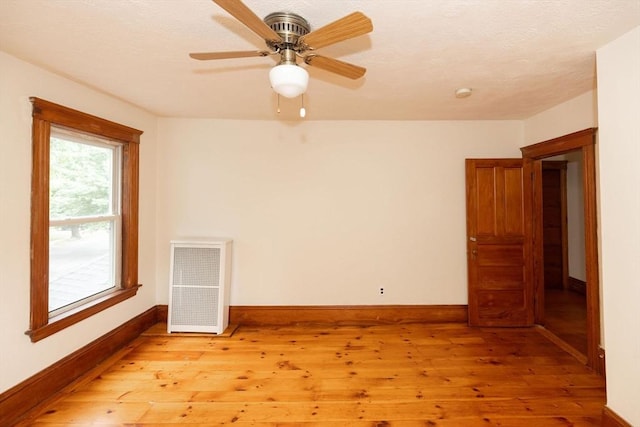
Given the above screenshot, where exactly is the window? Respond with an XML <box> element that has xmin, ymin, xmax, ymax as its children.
<box><xmin>28</xmin><ymin>98</ymin><xmax>142</xmax><ymax>342</ymax></box>
<box><xmin>49</xmin><ymin>127</ymin><xmax>122</xmax><ymax>315</ymax></box>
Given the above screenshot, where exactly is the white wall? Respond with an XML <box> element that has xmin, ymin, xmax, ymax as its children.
<box><xmin>155</xmin><ymin>119</ymin><xmax>523</xmax><ymax>306</ymax></box>
<box><xmin>523</xmin><ymin>91</ymin><xmax>597</xmax><ymax>285</ymax></box>
<box><xmin>564</xmin><ymin>151</ymin><xmax>586</xmax><ymax>282</ymax></box>
<box><xmin>523</xmin><ymin>90</ymin><xmax>598</xmax><ymax>145</ymax></box>
<box><xmin>597</xmin><ymin>26</ymin><xmax>640</xmax><ymax>425</ymax></box>
<box><xmin>0</xmin><ymin>52</ymin><xmax>158</xmax><ymax>393</ymax></box>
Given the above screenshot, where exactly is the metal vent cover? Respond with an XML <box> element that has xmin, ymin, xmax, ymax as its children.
<box><xmin>172</xmin><ymin>247</ymin><xmax>220</xmax><ymax>287</ymax></box>
<box><xmin>168</xmin><ymin>240</ymin><xmax>231</xmax><ymax>334</ymax></box>
<box><xmin>171</xmin><ymin>286</ymin><xmax>219</xmax><ymax>327</ymax></box>
<box><xmin>264</xmin><ymin>12</ymin><xmax>310</xmax><ymax>45</ymax></box>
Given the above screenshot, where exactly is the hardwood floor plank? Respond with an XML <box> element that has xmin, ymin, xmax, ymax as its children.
<box><xmin>32</xmin><ymin>399</ymin><xmax>604</xmax><ymax>424</ymax></box>
<box><xmin>545</xmin><ymin>289</ymin><xmax>588</xmax><ymax>355</ymax></box>
<box><xmin>23</xmin><ymin>323</ymin><xmax>605</xmax><ymax>425</ymax></box>
<box><xmin>28</xmin><ymin>419</ymin><xmax>602</xmax><ymax>427</ymax></box>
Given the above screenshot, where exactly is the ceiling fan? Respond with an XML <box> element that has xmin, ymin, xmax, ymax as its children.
<box><xmin>190</xmin><ymin>0</ymin><xmax>373</xmax><ymax>99</ymax></box>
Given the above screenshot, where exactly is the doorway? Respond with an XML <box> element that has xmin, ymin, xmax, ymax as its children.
<box><xmin>542</xmin><ymin>158</ymin><xmax>587</xmax><ymax>356</ymax></box>
<box><xmin>520</xmin><ymin>128</ymin><xmax>602</xmax><ymax>375</ymax></box>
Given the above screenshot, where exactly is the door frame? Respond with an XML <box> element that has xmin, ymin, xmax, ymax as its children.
<box><xmin>520</xmin><ymin>128</ymin><xmax>602</xmax><ymax>375</ymax></box>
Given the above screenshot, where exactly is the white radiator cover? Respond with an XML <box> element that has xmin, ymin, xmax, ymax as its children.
<box><xmin>168</xmin><ymin>239</ymin><xmax>232</xmax><ymax>334</ymax></box>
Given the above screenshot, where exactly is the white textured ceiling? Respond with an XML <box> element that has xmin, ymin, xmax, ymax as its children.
<box><xmin>1</xmin><ymin>0</ymin><xmax>639</xmax><ymax>121</ymax></box>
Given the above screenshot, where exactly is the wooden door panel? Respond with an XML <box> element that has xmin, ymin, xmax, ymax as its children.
<box><xmin>503</xmin><ymin>168</ymin><xmax>525</xmax><ymax>235</ymax></box>
<box><xmin>466</xmin><ymin>159</ymin><xmax>533</xmax><ymax>327</ymax></box>
<box><xmin>476</xmin><ymin>168</ymin><xmax>497</xmax><ymax>235</ymax></box>
<box><xmin>477</xmin><ymin>290</ymin><xmax>525</xmax><ymax>307</ymax></box>
<box><xmin>477</xmin><ymin>266</ymin><xmax>524</xmax><ymax>289</ymax></box>
<box><xmin>477</xmin><ymin>244</ymin><xmax>524</xmax><ymax>291</ymax></box>
<box><xmin>477</xmin><ymin>290</ymin><xmax>527</xmax><ymax>324</ymax></box>
<box><xmin>476</xmin><ymin>244</ymin><xmax>523</xmax><ymax>265</ymax></box>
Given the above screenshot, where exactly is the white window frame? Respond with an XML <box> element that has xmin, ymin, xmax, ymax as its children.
<box><xmin>48</xmin><ymin>127</ymin><xmax>124</xmax><ymax>317</ymax></box>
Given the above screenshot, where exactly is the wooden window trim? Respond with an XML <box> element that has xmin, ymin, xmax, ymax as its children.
<box><xmin>27</xmin><ymin>98</ymin><xmax>143</xmax><ymax>342</ymax></box>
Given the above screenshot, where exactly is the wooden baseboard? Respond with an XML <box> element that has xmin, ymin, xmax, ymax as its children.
<box><xmin>568</xmin><ymin>276</ymin><xmax>586</xmax><ymax>295</ymax></box>
<box><xmin>228</xmin><ymin>304</ymin><xmax>468</xmax><ymax>326</ymax></box>
<box><xmin>602</xmin><ymin>406</ymin><xmax>633</xmax><ymax>427</ymax></box>
<box><xmin>597</xmin><ymin>345</ymin><xmax>606</xmax><ymax>378</ymax></box>
<box><xmin>157</xmin><ymin>303</ymin><xmax>168</xmax><ymax>322</ymax></box>
<box><xmin>0</xmin><ymin>306</ymin><xmax>159</xmax><ymax>427</ymax></box>
<box><xmin>159</xmin><ymin>304</ymin><xmax>468</xmax><ymax>326</ymax></box>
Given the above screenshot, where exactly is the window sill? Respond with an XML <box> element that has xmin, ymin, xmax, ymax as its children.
<box><xmin>26</xmin><ymin>285</ymin><xmax>141</xmax><ymax>342</ymax></box>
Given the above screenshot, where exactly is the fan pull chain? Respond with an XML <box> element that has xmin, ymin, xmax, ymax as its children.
<box><xmin>274</xmin><ymin>94</ymin><xmax>307</xmax><ymax>117</ymax></box>
<box><xmin>299</xmin><ymin>94</ymin><xmax>306</xmax><ymax>118</ymax></box>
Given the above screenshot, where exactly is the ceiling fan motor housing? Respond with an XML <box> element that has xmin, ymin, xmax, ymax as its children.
<box><xmin>264</xmin><ymin>12</ymin><xmax>310</xmax><ymax>60</ymax></box>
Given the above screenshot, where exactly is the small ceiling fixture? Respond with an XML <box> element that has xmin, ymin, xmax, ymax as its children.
<box><xmin>455</xmin><ymin>87</ymin><xmax>473</xmax><ymax>98</ymax></box>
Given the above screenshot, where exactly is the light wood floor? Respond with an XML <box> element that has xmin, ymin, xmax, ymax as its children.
<box><xmin>544</xmin><ymin>289</ymin><xmax>588</xmax><ymax>356</ymax></box>
<box><xmin>22</xmin><ymin>322</ymin><xmax>605</xmax><ymax>426</ymax></box>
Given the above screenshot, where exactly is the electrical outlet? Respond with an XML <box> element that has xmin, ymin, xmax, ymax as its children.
<box><xmin>379</xmin><ymin>287</ymin><xmax>384</xmax><ymax>295</ymax></box>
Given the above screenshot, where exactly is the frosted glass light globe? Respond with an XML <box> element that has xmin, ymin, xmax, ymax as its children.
<box><xmin>269</xmin><ymin>64</ymin><xmax>309</xmax><ymax>98</ymax></box>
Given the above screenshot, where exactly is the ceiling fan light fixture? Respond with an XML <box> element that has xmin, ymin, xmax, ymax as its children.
<box><xmin>269</xmin><ymin>64</ymin><xmax>309</xmax><ymax>98</ymax></box>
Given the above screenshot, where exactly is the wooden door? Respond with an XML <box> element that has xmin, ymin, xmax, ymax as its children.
<box><xmin>542</xmin><ymin>161</ymin><xmax>568</xmax><ymax>290</ymax></box>
<box><xmin>466</xmin><ymin>159</ymin><xmax>533</xmax><ymax>327</ymax></box>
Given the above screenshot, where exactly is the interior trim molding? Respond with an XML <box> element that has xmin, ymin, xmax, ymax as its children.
<box><xmin>602</xmin><ymin>406</ymin><xmax>633</xmax><ymax>427</ymax></box>
<box><xmin>597</xmin><ymin>345</ymin><xmax>606</xmax><ymax>380</ymax></box>
<box><xmin>0</xmin><ymin>306</ymin><xmax>159</xmax><ymax>427</ymax></box>
<box><xmin>157</xmin><ymin>304</ymin><xmax>168</xmax><ymax>322</ymax></box>
<box><xmin>521</xmin><ymin>127</ymin><xmax>602</xmax><ymax>375</ymax></box>
<box><xmin>568</xmin><ymin>276</ymin><xmax>586</xmax><ymax>295</ymax></box>
<box><xmin>535</xmin><ymin>325</ymin><xmax>587</xmax><ymax>364</ymax></box>
<box><xmin>160</xmin><ymin>304</ymin><xmax>467</xmax><ymax>326</ymax></box>
<box><xmin>521</xmin><ymin>128</ymin><xmax>596</xmax><ymax>158</ymax></box>
<box><xmin>159</xmin><ymin>304</ymin><xmax>468</xmax><ymax>326</ymax></box>
<box><xmin>145</xmin><ymin>304</ymin><xmax>469</xmax><ymax>327</ymax></box>
<box><xmin>227</xmin><ymin>304</ymin><xmax>468</xmax><ymax>326</ymax></box>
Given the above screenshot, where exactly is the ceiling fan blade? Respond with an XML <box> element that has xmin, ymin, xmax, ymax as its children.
<box><xmin>299</xmin><ymin>12</ymin><xmax>372</xmax><ymax>50</ymax></box>
<box><xmin>304</xmin><ymin>55</ymin><xmax>366</xmax><ymax>80</ymax></box>
<box><xmin>212</xmin><ymin>0</ymin><xmax>282</xmax><ymax>43</ymax></box>
<box><xmin>189</xmin><ymin>50</ymin><xmax>271</xmax><ymax>60</ymax></box>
